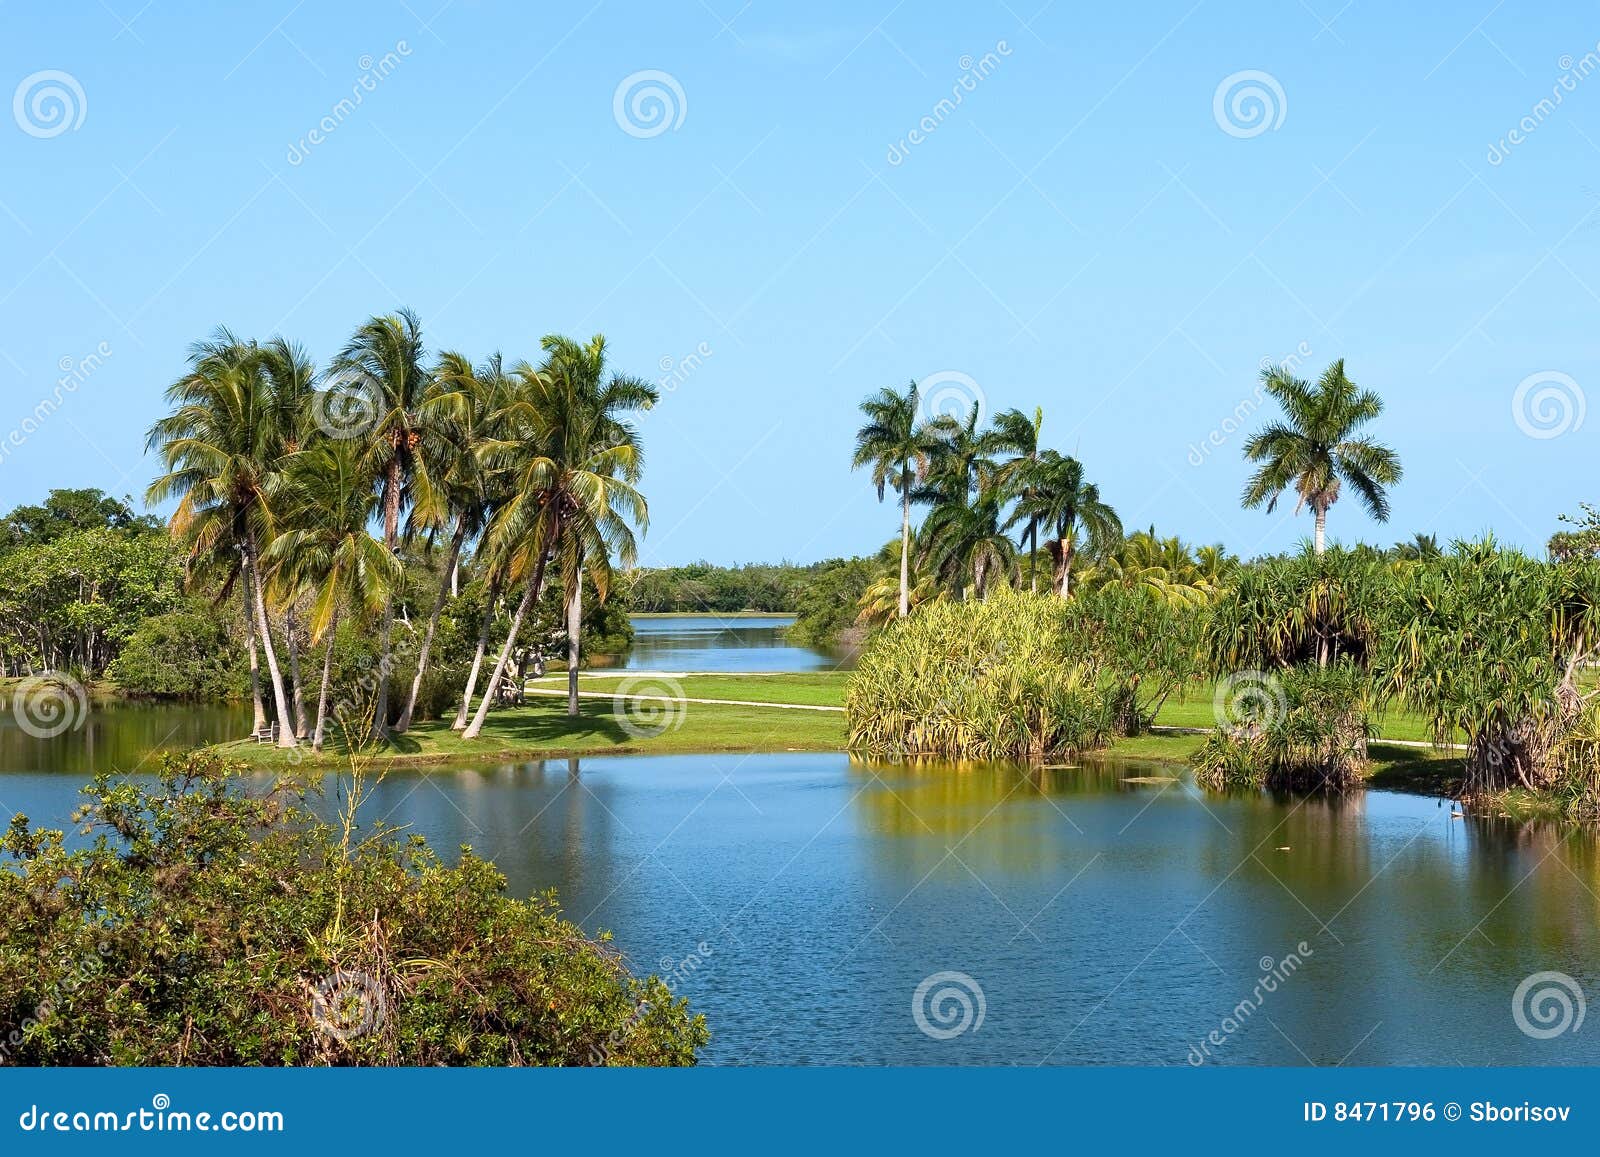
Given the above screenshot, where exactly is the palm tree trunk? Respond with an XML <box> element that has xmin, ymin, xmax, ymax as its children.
<box><xmin>313</xmin><ymin>605</ymin><xmax>339</xmax><ymax>751</ymax></box>
<box><xmin>398</xmin><ymin>522</ymin><xmax>467</xmax><ymax>732</ymax></box>
<box><xmin>372</xmin><ymin>458</ymin><xmax>402</xmax><ymax>740</ymax></box>
<box><xmin>1028</xmin><ymin>519</ymin><xmax>1038</xmax><ymax>593</ymax></box>
<box><xmin>243</xmin><ymin>581</ymin><xmax>266</xmax><ymax>733</ymax></box>
<box><xmin>1313</xmin><ymin>506</ymin><xmax>1327</xmax><ymax>555</ymax></box>
<box><xmin>454</xmin><ymin>572</ymin><xmax>501</xmax><ymax>730</ymax></box>
<box><xmin>463</xmin><ymin>552</ymin><xmax>548</xmax><ymax>741</ymax></box>
<box><xmin>566</xmin><ymin>556</ymin><xmax>584</xmax><ymax>717</ymax></box>
<box><xmin>245</xmin><ymin>537</ymin><xmax>296</xmax><ymax>749</ymax></box>
<box><xmin>899</xmin><ymin>486</ymin><xmax>911</xmax><ymax>618</ymax></box>
<box><xmin>286</xmin><ymin>605</ymin><xmax>308</xmax><ymax>738</ymax></box>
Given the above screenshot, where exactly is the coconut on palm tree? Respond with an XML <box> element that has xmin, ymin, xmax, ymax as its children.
<box><xmin>1241</xmin><ymin>359</ymin><xmax>1403</xmax><ymax>554</ymax></box>
<box><xmin>851</xmin><ymin>382</ymin><xmax>943</xmax><ymax>618</ymax></box>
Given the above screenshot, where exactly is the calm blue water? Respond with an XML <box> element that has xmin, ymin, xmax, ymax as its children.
<box><xmin>619</xmin><ymin>615</ymin><xmax>852</xmax><ymax>673</ymax></box>
<box><xmin>6</xmin><ymin>752</ymin><xmax>1596</xmax><ymax>1066</ymax></box>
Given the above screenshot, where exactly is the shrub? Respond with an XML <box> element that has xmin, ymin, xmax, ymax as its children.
<box><xmin>0</xmin><ymin>753</ymin><xmax>707</xmax><ymax>1066</ymax></box>
<box><xmin>107</xmin><ymin>601</ymin><xmax>244</xmax><ymax>700</ymax></box>
<box><xmin>1195</xmin><ymin>661</ymin><xmax>1373</xmax><ymax>792</ymax></box>
<box><xmin>846</xmin><ymin>588</ymin><xmax>1109</xmax><ymax>761</ymax></box>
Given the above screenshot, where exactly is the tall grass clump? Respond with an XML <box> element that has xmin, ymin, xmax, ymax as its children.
<box><xmin>846</xmin><ymin>588</ymin><xmax>1108</xmax><ymax>761</ymax></box>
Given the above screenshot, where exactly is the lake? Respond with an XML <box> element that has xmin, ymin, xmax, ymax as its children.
<box><xmin>614</xmin><ymin>614</ymin><xmax>853</xmax><ymax>673</ymax></box>
<box><xmin>2</xmin><ymin>615</ymin><xmax>1596</xmax><ymax>1066</ymax></box>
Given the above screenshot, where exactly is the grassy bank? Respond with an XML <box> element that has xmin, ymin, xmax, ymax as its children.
<box><xmin>214</xmin><ymin>670</ymin><xmax>1483</xmax><ymax>806</ymax></box>
<box><xmin>219</xmin><ymin>695</ymin><xmax>846</xmax><ymax>770</ymax></box>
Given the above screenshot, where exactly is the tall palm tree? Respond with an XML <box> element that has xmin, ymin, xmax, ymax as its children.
<box><xmin>1241</xmin><ymin>358</ymin><xmax>1403</xmax><ymax>554</ymax></box>
<box><xmin>851</xmin><ymin>382</ymin><xmax>942</xmax><ymax>618</ymax></box>
<box><xmin>263</xmin><ymin>443</ymin><xmax>401</xmax><ymax>749</ymax></box>
<box><xmin>394</xmin><ymin>351</ymin><xmax>508</xmax><ymax>732</ymax></box>
<box><xmin>989</xmin><ymin>406</ymin><xmax>1045</xmax><ymax>590</ymax></box>
<box><xmin>146</xmin><ymin>330</ymin><xmax>298</xmax><ymax>748</ymax></box>
<box><xmin>1008</xmin><ymin>450</ymin><xmax>1121</xmax><ymax>597</ymax></box>
<box><xmin>331</xmin><ymin>308</ymin><xmax>440</xmax><ymax>738</ymax></box>
<box><xmin>462</xmin><ymin>335</ymin><xmax>655</xmax><ymax>738</ymax></box>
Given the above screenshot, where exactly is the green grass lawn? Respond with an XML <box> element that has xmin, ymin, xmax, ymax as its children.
<box><xmin>534</xmin><ymin>670</ymin><xmax>850</xmax><ymax>707</ymax></box>
<box><xmin>218</xmin><ymin>695</ymin><xmax>846</xmax><ymax>771</ymax></box>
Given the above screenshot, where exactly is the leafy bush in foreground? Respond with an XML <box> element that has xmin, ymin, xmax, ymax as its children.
<box><xmin>1194</xmin><ymin>661</ymin><xmax>1373</xmax><ymax>792</ymax></box>
<box><xmin>0</xmin><ymin>752</ymin><xmax>706</xmax><ymax>1066</ymax></box>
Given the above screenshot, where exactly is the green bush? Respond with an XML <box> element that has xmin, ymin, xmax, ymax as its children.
<box><xmin>0</xmin><ymin>753</ymin><xmax>707</xmax><ymax>1066</ymax></box>
<box><xmin>846</xmin><ymin>588</ymin><xmax>1109</xmax><ymax>761</ymax></box>
<box><xmin>1195</xmin><ymin>661</ymin><xmax>1373</xmax><ymax>792</ymax></box>
<box><xmin>107</xmin><ymin>601</ymin><xmax>244</xmax><ymax>700</ymax></box>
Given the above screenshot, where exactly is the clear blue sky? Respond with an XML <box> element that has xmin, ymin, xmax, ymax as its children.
<box><xmin>3</xmin><ymin>1</ymin><xmax>1596</xmax><ymax>565</ymax></box>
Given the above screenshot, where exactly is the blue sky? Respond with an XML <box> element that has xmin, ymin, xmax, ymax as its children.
<box><xmin>2</xmin><ymin>1</ymin><xmax>1597</xmax><ymax>565</ymax></box>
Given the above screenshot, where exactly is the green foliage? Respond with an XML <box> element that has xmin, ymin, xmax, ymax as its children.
<box><xmin>0</xmin><ymin>523</ymin><xmax>182</xmax><ymax>677</ymax></box>
<box><xmin>1205</xmin><ymin>547</ymin><xmax>1386</xmax><ymax>671</ymax></box>
<box><xmin>0</xmin><ymin>488</ymin><xmax>157</xmax><ymax>550</ymax></box>
<box><xmin>0</xmin><ymin>752</ymin><xmax>707</xmax><ymax>1066</ymax></box>
<box><xmin>1063</xmin><ymin>584</ymin><xmax>1206</xmax><ymax>735</ymax></box>
<box><xmin>788</xmin><ymin>556</ymin><xmax>878</xmax><ymax>646</ymax></box>
<box><xmin>1195</xmin><ymin>661</ymin><xmax>1374</xmax><ymax>791</ymax></box>
<box><xmin>106</xmin><ymin>599</ymin><xmax>244</xmax><ymax>700</ymax></box>
<box><xmin>1375</xmin><ymin>541</ymin><xmax>1600</xmax><ymax>794</ymax></box>
<box><xmin>847</xmin><ymin>589</ymin><xmax>1110</xmax><ymax>761</ymax></box>
<box><xmin>623</xmin><ymin>561</ymin><xmax>815</xmax><ymax>613</ymax></box>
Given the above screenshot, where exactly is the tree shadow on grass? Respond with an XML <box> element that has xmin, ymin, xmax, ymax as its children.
<box><xmin>411</xmin><ymin>701</ymin><xmax>635</xmax><ymax>750</ymax></box>
<box><xmin>1365</xmin><ymin>742</ymin><xmax>1464</xmax><ymax>798</ymax></box>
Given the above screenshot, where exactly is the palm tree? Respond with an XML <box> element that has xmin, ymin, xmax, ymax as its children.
<box><xmin>1009</xmin><ymin>450</ymin><xmax>1121</xmax><ymax>597</ymax></box>
<box><xmin>917</xmin><ymin>488</ymin><xmax>1015</xmax><ymax>599</ymax></box>
<box><xmin>851</xmin><ymin>383</ymin><xmax>943</xmax><ymax>618</ymax></box>
<box><xmin>988</xmin><ymin>406</ymin><xmax>1045</xmax><ymax>590</ymax></box>
<box><xmin>331</xmin><ymin>308</ymin><xmax>440</xmax><ymax>738</ymax></box>
<box><xmin>461</xmin><ymin>335</ymin><xmax>655</xmax><ymax>738</ymax></box>
<box><xmin>1241</xmin><ymin>358</ymin><xmax>1403</xmax><ymax>554</ymax></box>
<box><xmin>394</xmin><ymin>351</ymin><xmax>508</xmax><ymax>732</ymax></box>
<box><xmin>263</xmin><ymin>443</ymin><xmax>401</xmax><ymax>749</ymax></box>
<box><xmin>146</xmin><ymin>330</ymin><xmax>298</xmax><ymax>748</ymax></box>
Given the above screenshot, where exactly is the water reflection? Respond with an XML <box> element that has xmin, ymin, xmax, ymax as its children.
<box><xmin>612</xmin><ymin>615</ymin><xmax>853</xmax><ymax>672</ymax></box>
<box><xmin>4</xmin><ymin>740</ymin><xmax>1598</xmax><ymax>1066</ymax></box>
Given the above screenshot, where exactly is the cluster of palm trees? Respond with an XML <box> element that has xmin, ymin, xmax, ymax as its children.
<box><xmin>146</xmin><ymin>312</ymin><xmax>654</xmax><ymax>750</ymax></box>
<box><xmin>852</xmin><ymin>386</ymin><xmax>1123</xmax><ymax>613</ymax></box>
<box><xmin>853</xmin><ymin>358</ymin><xmax>1404</xmax><ymax>618</ymax></box>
